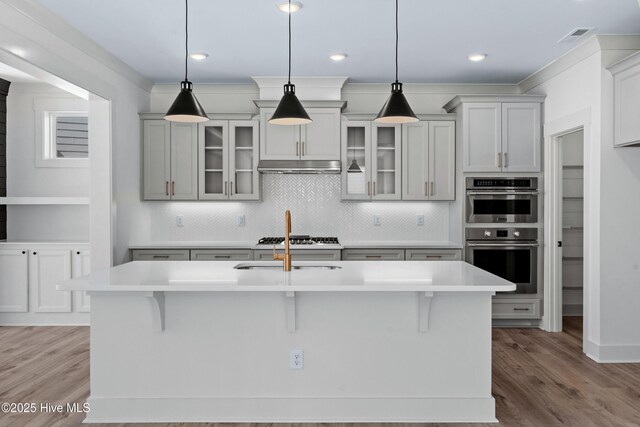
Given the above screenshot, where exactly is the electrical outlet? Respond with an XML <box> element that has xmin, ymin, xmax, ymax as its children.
<box><xmin>237</xmin><ymin>215</ymin><xmax>246</xmax><ymax>227</ymax></box>
<box><xmin>373</xmin><ymin>214</ymin><xmax>382</xmax><ymax>226</ymax></box>
<box><xmin>416</xmin><ymin>214</ymin><xmax>425</xmax><ymax>226</ymax></box>
<box><xmin>289</xmin><ymin>349</ymin><xmax>304</xmax><ymax>370</ymax></box>
<box><xmin>176</xmin><ymin>215</ymin><xmax>185</xmax><ymax>227</ymax></box>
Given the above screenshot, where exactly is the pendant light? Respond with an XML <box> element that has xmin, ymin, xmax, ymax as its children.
<box><xmin>347</xmin><ymin>142</ymin><xmax>362</xmax><ymax>173</ymax></box>
<box><xmin>374</xmin><ymin>0</ymin><xmax>418</xmax><ymax>124</ymax></box>
<box><xmin>269</xmin><ymin>0</ymin><xmax>312</xmax><ymax>125</ymax></box>
<box><xmin>165</xmin><ymin>0</ymin><xmax>208</xmax><ymax>123</ymax></box>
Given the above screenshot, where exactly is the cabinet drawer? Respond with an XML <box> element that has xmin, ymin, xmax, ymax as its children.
<box><xmin>405</xmin><ymin>249</ymin><xmax>461</xmax><ymax>261</ymax></box>
<box><xmin>253</xmin><ymin>250</ymin><xmax>341</xmax><ymax>261</ymax></box>
<box><xmin>341</xmin><ymin>249</ymin><xmax>404</xmax><ymax>261</ymax></box>
<box><xmin>190</xmin><ymin>249</ymin><xmax>253</xmax><ymax>261</ymax></box>
<box><xmin>131</xmin><ymin>249</ymin><xmax>190</xmax><ymax>261</ymax></box>
<box><xmin>492</xmin><ymin>299</ymin><xmax>541</xmax><ymax>319</ymax></box>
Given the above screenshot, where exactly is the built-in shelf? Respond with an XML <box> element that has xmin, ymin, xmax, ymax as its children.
<box><xmin>377</xmin><ymin>169</ymin><xmax>396</xmax><ymax>173</ymax></box>
<box><xmin>347</xmin><ymin>146</ymin><xmax>366</xmax><ymax>150</ymax></box>
<box><xmin>204</xmin><ymin>147</ymin><xmax>223</xmax><ymax>150</ymax></box>
<box><xmin>234</xmin><ymin>147</ymin><xmax>253</xmax><ymax>151</ymax></box>
<box><xmin>377</xmin><ymin>147</ymin><xmax>396</xmax><ymax>151</ymax></box>
<box><xmin>204</xmin><ymin>169</ymin><xmax>223</xmax><ymax>173</ymax></box>
<box><xmin>235</xmin><ymin>169</ymin><xmax>253</xmax><ymax>173</ymax></box>
<box><xmin>563</xmin><ymin>226</ymin><xmax>584</xmax><ymax>230</ymax></box>
<box><xmin>563</xmin><ymin>196</ymin><xmax>584</xmax><ymax>200</ymax></box>
<box><xmin>0</xmin><ymin>197</ymin><xmax>90</xmax><ymax>205</ymax></box>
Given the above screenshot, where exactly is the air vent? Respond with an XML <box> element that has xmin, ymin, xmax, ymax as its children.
<box><xmin>558</xmin><ymin>27</ymin><xmax>595</xmax><ymax>43</ymax></box>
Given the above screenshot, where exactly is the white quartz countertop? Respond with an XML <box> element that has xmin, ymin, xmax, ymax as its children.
<box><xmin>58</xmin><ymin>260</ymin><xmax>515</xmax><ymax>293</ymax></box>
<box><xmin>128</xmin><ymin>241</ymin><xmax>462</xmax><ymax>250</ymax></box>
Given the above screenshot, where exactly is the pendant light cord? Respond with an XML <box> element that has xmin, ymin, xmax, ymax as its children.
<box><xmin>288</xmin><ymin>0</ymin><xmax>292</xmax><ymax>84</ymax></box>
<box><xmin>395</xmin><ymin>0</ymin><xmax>399</xmax><ymax>83</ymax></box>
<box><xmin>185</xmin><ymin>0</ymin><xmax>189</xmax><ymax>82</ymax></box>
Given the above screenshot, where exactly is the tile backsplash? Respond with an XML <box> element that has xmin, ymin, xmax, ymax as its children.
<box><xmin>149</xmin><ymin>174</ymin><xmax>455</xmax><ymax>242</ymax></box>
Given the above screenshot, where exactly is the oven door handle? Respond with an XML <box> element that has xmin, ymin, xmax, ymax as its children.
<box><xmin>466</xmin><ymin>191</ymin><xmax>539</xmax><ymax>196</ymax></box>
<box><xmin>466</xmin><ymin>242</ymin><xmax>539</xmax><ymax>248</ymax></box>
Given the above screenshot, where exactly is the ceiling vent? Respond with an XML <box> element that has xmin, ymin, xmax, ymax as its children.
<box><xmin>558</xmin><ymin>27</ymin><xmax>595</xmax><ymax>43</ymax></box>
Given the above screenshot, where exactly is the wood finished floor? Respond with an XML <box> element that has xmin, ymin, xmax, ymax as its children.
<box><xmin>0</xmin><ymin>317</ymin><xmax>639</xmax><ymax>427</ymax></box>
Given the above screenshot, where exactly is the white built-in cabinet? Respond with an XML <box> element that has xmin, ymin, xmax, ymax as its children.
<box><xmin>143</xmin><ymin>120</ymin><xmax>198</xmax><ymax>200</ymax></box>
<box><xmin>341</xmin><ymin>121</ymin><xmax>402</xmax><ymax>200</ymax></box>
<box><xmin>260</xmin><ymin>107</ymin><xmax>341</xmax><ymax>160</ymax></box>
<box><xmin>199</xmin><ymin>120</ymin><xmax>260</xmax><ymax>200</ymax></box>
<box><xmin>443</xmin><ymin>96</ymin><xmax>544</xmax><ymax>173</ymax></box>
<box><xmin>402</xmin><ymin>121</ymin><xmax>455</xmax><ymax>201</ymax></box>
<box><xmin>0</xmin><ymin>250</ymin><xmax>29</xmax><ymax>312</ymax></box>
<box><xmin>608</xmin><ymin>51</ymin><xmax>640</xmax><ymax>147</ymax></box>
<box><xmin>0</xmin><ymin>246</ymin><xmax>90</xmax><ymax>317</ymax></box>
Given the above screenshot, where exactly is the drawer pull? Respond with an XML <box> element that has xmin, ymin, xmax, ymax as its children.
<box><xmin>214</xmin><ymin>255</ymin><xmax>230</xmax><ymax>259</ymax></box>
<box><xmin>21</xmin><ymin>251</ymin><xmax>26</xmax><ymax>255</ymax></box>
<box><xmin>152</xmin><ymin>255</ymin><xmax>170</xmax><ymax>259</ymax></box>
<box><xmin>513</xmin><ymin>308</ymin><xmax>531</xmax><ymax>311</ymax></box>
<box><xmin>365</xmin><ymin>255</ymin><xmax>382</xmax><ymax>259</ymax></box>
<box><xmin>425</xmin><ymin>255</ymin><xmax>442</xmax><ymax>259</ymax></box>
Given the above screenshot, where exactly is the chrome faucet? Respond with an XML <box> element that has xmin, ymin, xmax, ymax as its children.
<box><xmin>273</xmin><ymin>210</ymin><xmax>292</xmax><ymax>271</ymax></box>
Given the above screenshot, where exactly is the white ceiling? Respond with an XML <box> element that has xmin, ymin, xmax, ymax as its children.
<box><xmin>35</xmin><ymin>0</ymin><xmax>640</xmax><ymax>84</ymax></box>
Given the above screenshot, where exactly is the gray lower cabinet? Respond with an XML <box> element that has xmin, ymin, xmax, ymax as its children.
<box><xmin>341</xmin><ymin>249</ymin><xmax>405</xmax><ymax>261</ymax></box>
<box><xmin>253</xmin><ymin>249</ymin><xmax>341</xmax><ymax>261</ymax></box>
<box><xmin>405</xmin><ymin>249</ymin><xmax>462</xmax><ymax>261</ymax></box>
<box><xmin>131</xmin><ymin>249</ymin><xmax>190</xmax><ymax>261</ymax></box>
<box><xmin>190</xmin><ymin>249</ymin><xmax>253</xmax><ymax>261</ymax></box>
<box><xmin>492</xmin><ymin>298</ymin><xmax>541</xmax><ymax>319</ymax></box>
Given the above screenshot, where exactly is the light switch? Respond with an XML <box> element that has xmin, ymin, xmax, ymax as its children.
<box><xmin>176</xmin><ymin>215</ymin><xmax>184</xmax><ymax>227</ymax></box>
<box><xmin>237</xmin><ymin>215</ymin><xmax>246</xmax><ymax>227</ymax></box>
<box><xmin>373</xmin><ymin>214</ymin><xmax>382</xmax><ymax>226</ymax></box>
<box><xmin>416</xmin><ymin>214</ymin><xmax>425</xmax><ymax>226</ymax></box>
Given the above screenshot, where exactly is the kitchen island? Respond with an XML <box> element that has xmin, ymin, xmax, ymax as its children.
<box><xmin>59</xmin><ymin>260</ymin><xmax>515</xmax><ymax>423</ymax></box>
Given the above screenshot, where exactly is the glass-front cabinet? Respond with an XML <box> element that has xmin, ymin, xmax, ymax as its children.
<box><xmin>199</xmin><ymin>120</ymin><xmax>259</xmax><ymax>201</ymax></box>
<box><xmin>341</xmin><ymin>121</ymin><xmax>401</xmax><ymax>201</ymax></box>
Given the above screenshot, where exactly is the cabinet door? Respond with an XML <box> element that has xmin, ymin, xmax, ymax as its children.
<box><xmin>191</xmin><ymin>249</ymin><xmax>254</xmax><ymax>261</ymax></box>
<box><xmin>131</xmin><ymin>249</ymin><xmax>191</xmax><ymax>261</ymax></box>
<box><xmin>405</xmin><ymin>249</ymin><xmax>461</xmax><ymax>261</ymax></box>
<box><xmin>341</xmin><ymin>249</ymin><xmax>405</xmax><ymax>261</ymax></box>
<box><xmin>143</xmin><ymin>120</ymin><xmax>171</xmax><ymax>200</ymax></box>
<box><xmin>429</xmin><ymin>121</ymin><xmax>456</xmax><ymax>201</ymax></box>
<box><xmin>253</xmin><ymin>249</ymin><xmax>341</xmax><ymax>261</ymax></box>
<box><xmin>0</xmin><ymin>249</ymin><xmax>29</xmax><ymax>312</ymax></box>
<box><xmin>402</xmin><ymin>122</ymin><xmax>429</xmax><ymax>201</ymax></box>
<box><xmin>29</xmin><ymin>250</ymin><xmax>71</xmax><ymax>313</ymax></box>
<box><xmin>502</xmin><ymin>103</ymin><xmax>541</xmax><ymax>172</ymax></box>
<box><xmin>260</xmin><ymin>108</ymin><xmax>300</xmax><ymax>160</ymax></box>
<box><xmin>170</xmin><ymin>123</ymin><xmax>198</xmax><ymax>200</ymax></box>
<box><xmin>462</xmin><ymin>103</ymin><xmax>502</xmax><ymax>172</ymax></box>
<box><xmin>229</xmin><ymin>121</ymin><xmax>260</xmax><ymax>201</ymax></box>
<box><xmin>372</xmin><ymin>123</ymin><xmax>402</xmax><ymax>200</ymax></box>
<box><xmin>72</xmin><ymin>250</ymin><xmax>91</xmax><ymax>312</ymax></box>
<box><xmin>199</xmin><ymin>121</ymin><xmax>229</xmax><ymax>200</ymax></box>
<box><xmin>301</xmin><ymin>108</ymin><xmax>341</xmax><ymax>160</ymax></box>
<box><xmin>341</xmin><ymin>121</ymin><xmax>372</xmax><ymax>200</ymax></box>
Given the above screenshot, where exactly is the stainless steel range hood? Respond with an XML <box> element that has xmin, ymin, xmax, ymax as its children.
<box><xmin>257</xmin><ymin>160</ymin><xmax>341</xmax><ymax>174</ymax></box>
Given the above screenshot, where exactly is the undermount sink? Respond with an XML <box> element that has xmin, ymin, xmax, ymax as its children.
<box><xmin>234</xmin><ymin>264</ymin><xmax>342</xmax><ymax>270</ymax></box>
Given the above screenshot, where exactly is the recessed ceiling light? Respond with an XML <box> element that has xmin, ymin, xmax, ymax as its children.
<box><xmin>329</xmin><ymin>53</ymin><xmax>347</xmax><ymax>62</ymax></box>
<box><xmin>277</xmin><ymin>1</ymin><xmax>302</xmax><ymax>13</ymax></box>
<box><xmin>468</xmin><ymin>53</ymin><xmax>487</xmax><ymax>62</ymax></box>
<box><xmin>190</xmin><ymin>53</ymin><xmax>209</xmax><ymax>61</ymax></box>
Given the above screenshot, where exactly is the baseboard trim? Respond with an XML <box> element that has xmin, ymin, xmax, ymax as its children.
<box><xmin>84</xmin><ymin>396</ymin><xmax>497</xmax><ymax>424</ymax></box>
<box><xmin>586</xmin><ymin>339</ymin><xmax>640</xmax><ymax>363</ymax></box>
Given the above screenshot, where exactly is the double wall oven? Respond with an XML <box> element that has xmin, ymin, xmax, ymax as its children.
<box><xmin>465</xmin><ymin>177</ymin><xmax>540</xmax><ymax>295</ymax></box>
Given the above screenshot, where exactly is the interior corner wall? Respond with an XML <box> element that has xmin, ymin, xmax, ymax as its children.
<box><xmin>522</xmin><ymin>51</ymin><xmax>604</xmax><ymax>355</ymax></box>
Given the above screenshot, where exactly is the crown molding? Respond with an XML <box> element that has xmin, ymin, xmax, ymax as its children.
<box><xmin>343</xmin><ymin>82</ymin><xmax>519</xmax><ymax>95</ymax></box>
<box><xmin>254</xmin><ymin>99</ymin><xmax>347</xmax><ymax>110</ymax></box>
<box><xmin>442</xmin><ymin>95</ymin><xmax>546</xmax><ymax>113</ymax></box>
<box><xmin>152</xmin><ymin>83</ymin><xmax>259</xmax><ymax>95</ymax></box>
<box><xmin>252</xmin><ymin>76</ymin><xmax>348</xmax><ymax>101</ymax></box>
<box><xmin>0</xmin><ymin>0</ymin><xmax>153</xmax><ymax>93</ymax></box>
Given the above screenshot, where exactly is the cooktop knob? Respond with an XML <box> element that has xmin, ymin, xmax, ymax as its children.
<box><xmin>484</xmin><ymin>230</ymin><xmax>491</xmax><ymax>237</ymax></box>
<box><xmin>514</xmin><ymin>231</ymin><xmax>521</xmax><ymax>237</ymax></box>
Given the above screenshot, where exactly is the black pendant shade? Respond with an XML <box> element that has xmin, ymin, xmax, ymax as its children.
<box><xmin>347</xmin><ymin>159</ymin><xmax>362</xmax><ymax>173</ymax></box>
<box><xmin>270</xmin><ymin>83</ymin><xmax>312</xmax><ymax>125</ymax></box>
<box><xmin>165</xmin><ymin>0</ymin><xmax>208</xmax><ymax>123</ymax></box>
<box><xmin>165</xmin><ymin>81</ymin><xmax>209</xmax><ymax>123</ymax></box>
<box><xmin>374</xmin><ymin>0</ymin><xmax>418</xmax><ymax>124</ymax></box>
<box><xmin>375</xmin><ymin>82</ymin><xmax>418</xmax><ymax>124</ymax></box>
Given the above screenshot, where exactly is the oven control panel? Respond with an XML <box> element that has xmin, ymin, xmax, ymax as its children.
<box><xmin>466</xmin><ymin>228</ymin><xmax>538</xmax><ymax>241</ymax></box>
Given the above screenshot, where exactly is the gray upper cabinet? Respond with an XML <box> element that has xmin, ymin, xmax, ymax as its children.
<box><xmin>402</xmin><ymin>121</ymin><xmax>455</xmax><ymax>201</ymax></box>
<box><xmin>199</xmin><ymin>120</ymin><xmax>259</xmax><ymax>201</ymax></box>
<box><xmin>609</xmin><ymin>51</ymin><xmax>640</xmax><ymax>147</ymax></box>
<box><xmin>143</xmin><ymin>120</ymin><xmax>197</xmax><ymax>200</ymax></box>
<box><xmin>444</xmin><ymin>96</ymin><xmax>543</xmax><ymax>173</ymax></box>
<box><xmin>260</xmin><ymin>107</ymin><xmax>341</xmax><ymax>161</ymax></box>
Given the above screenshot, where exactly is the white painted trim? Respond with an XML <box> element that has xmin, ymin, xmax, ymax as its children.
<box><xmin>0</xmin><ymin>197</ymin><xmax>89</xmax><ymax>205</ymax></box>
<box><xmin>0</xmin><ymin>0</ymin><xmax>153</xmax><ymax>92</ymax></box>
<box><xmin>442</xmin><ymin>94</ymin><xmax>545</xmax><ymax>113</ymax></box>
<box><xmin>252</xmin><ymin>76</ymin><xmax>348</xmax><ymax>100</ymax></box>
<box><xmin>84</xmin><ymin>396</ymin><xmax>497</xmax><ymax>424</ymax></box>
<box><xmin>542</xmin><ymin>109</ymin><xmax>592</xmax><ymax>347</ymax></box>
<box><xmin>585</xmin><ymin>340</ymin><xmax>640</xmax><ymax>363</ymax></box>
<box><xmin>343</xmin><ymin>83</ymin><xmax>519</xmax><ymax>95</ymax></box>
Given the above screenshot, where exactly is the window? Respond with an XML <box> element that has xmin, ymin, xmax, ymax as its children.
<box><xmin>47</xmin><ymin>113</ymin><xmax>89</xmax><ymax>159</ymax></box>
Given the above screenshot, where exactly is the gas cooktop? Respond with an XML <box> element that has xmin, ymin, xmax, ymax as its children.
<box><xmin>258</xmin><ymin>236</ymin><xmax>340</xmax><ymax>246</ymax></box>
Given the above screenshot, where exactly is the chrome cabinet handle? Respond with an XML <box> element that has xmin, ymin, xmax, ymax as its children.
<box><xmin>296</xmin><ymin>141</ymin><xmax>299</xmax><ymax>156</ymax></box>
<box><xmin>152</xmin><ymin>255</ymin><xmax>170</xmax><ymax>259</ymax></box>
<box><xmin>373</xmin><ymin>182</ymin><xmax>376</xmax><ymax>196</ymax></box>
<box><xmin>230</xmin><ymin>181</ymin><xmax>234</xmax><ymax>195</ymax></box>
<box><xmin>302</xmin><ymin>141</ymin><xmax>305</xmax><ymax>156</ymax></box>
<box><xmin>165</xmin><ymin>181</ymin><xmax>169</xmax><ymax>196</ymax></box>
<box><xmin>513</xmin><ymin>308</ymin><xmax>530</xmax><ymax>311</ymax></box>
<box><xmin>498</xmin><ymin>152</ymin><xmax>502</xmax><ymax>168</ymax></box>
<box><xmin>425</xmin><ymin>182</ymin><xmax>428</xmax><ymax>196</ymax></box>
<box><xmin>466</xmin><ymin>243</ymin><xmax>539</xmax><ymax>248</ymax></box>
<box><xmin>466</xmin><ymin>191</ymin><xmax>539</xmax><ymax>196</ymax></box>
<box><xmin>430</xmin><ymin>182</ymin><xmax>435</xmax><ymax>197</ymax></box>
<box><xmin>368</xmin><ymin>181</ymin><xmax>371</xmax><ymax>196</ymax></box>
<box><xmin>504</xmin><ymin>152</ymin><xmax>508</xmax><ymax>168</ymax></box>
<box><xmin>224</xmin><ymin>181</ymin><xmax>228</xmax><ymax>196</ymax></box>
<box><xmin>365</xmin><ymin>255</ymin><xmax>382</xmax><ymax>259</ymax></box>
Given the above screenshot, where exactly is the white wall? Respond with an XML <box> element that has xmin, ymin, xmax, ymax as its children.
<box><xmin>523</xmin><ymin>36</ymin><xmax>640</xmax><ymax>361</ymax></box>
<box><xmin>6</xmin><ymin>83</ymin><xmax>89</xmax><ymax>197</ymax></box>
